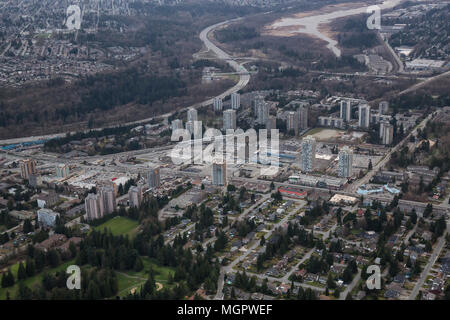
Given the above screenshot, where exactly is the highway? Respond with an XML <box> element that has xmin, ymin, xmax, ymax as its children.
<box><xmin>398</xmin><ymin>69</ymin><xmax>450</xmax><ymax>96</ymax></box>
<box><xmin>198</xmin><ymin>17</ymin><xmax>251</xmax><ymax>103</ymax></box>
<box><xmin>378</xmin><ymin>32</ymin><xmax>404</xmax><ymax>73</ymax></box>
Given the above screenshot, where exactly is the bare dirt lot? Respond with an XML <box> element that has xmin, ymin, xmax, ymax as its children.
<box><xmin>263</xmin><ymin>1</ymin><xmax>371</xmax><ymax>37</ymax></box>
<box><xmin>306</xmin><ymin>128</ymin><xmax>345</xmax><ymax>141</ymax></box>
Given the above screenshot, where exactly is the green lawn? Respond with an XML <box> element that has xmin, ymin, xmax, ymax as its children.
<box><xmin>94</xmin><ymin>216</ymin><xmax>139</xmax><ymax>237</ymax></box>
<box><xmin>0</xmin><ymin>259</ymin><xmax>76</xmax><ymax>300</ymax></box>
<box><xmin>2</xmin><ymin>260</ymin><xmax>22</xmax><ymax>278</ymax></box>
<box><xmin>1</xmin><ymin>256</ymin><xmax>176</xmax><ymax>299</ymax></box>
<box><xmin>116</xmin><ymin>257</ymin><xmax>176</xmax><ymax>297</ymax></box>
<box><xmin>116</xmin><ymin>272</ymin><xmax>147</xmax><ymax>297</ymax></box>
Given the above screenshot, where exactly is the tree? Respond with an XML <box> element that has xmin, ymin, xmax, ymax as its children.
<box><xmin>413</xmin><ymin>261</ymin><xmax>421</xmax><ymax>275</ymax></box>
<box><xmin>368</xmin><ymin>159</ymin><xmax>373</xmax><ymax>171</ymax></box>
<box><xmin>333</xmin><ymin>288</ymin><xmax>340</xmax><ymax>298</ymax></box>
<box><xmin>204</xmin><ymin>277</ymin><xmax>216</xmax><ymax>294</ymax></box>
<box><xmin>336</xmin><ymin>208</ymin><xmax>342</xmax><ymax>225</ymax></box>
<box><xmin>423</xmin><ymin>204</ymin><xmax>433</xmax><ymax>218</ymax></box>
<box><xmin>23</xmin><ymin>219</ymin><xmax>34</xmax><ymax>234</ymax></box>
<box><xmin>271</xmin><ymin>191</ymin><xmax>282</xmax><ymax>203</ymax></box>
<box><xmin>69</xmin><ymin>241</ymin><xmax>77</xmax><ymax>258</ymax></box>
<box><xmin>17</xmin><ymin>262</ymin><xmax>27</xmax><ymax>280</ymax></box>
<box><xmin>143</xmin><ymin>272</ymin><xmax>156</xmax><ymax>297</ymax></box>
<box><xmin>1</xmin><ymin>269</ymin><xmax>14</xmax><ymax>288</ymax></box>
<box><xmin>86</xmin><ymin>281</ymin><xmax>101</xmax><ymax>300</ymax></box>
<box><xmin>327</xmin><ymin>274</ymin><xmax>336</xmax><ymax>289</ymax></box>
<box><xmin>1</xmin><ymin>272</ymin><xmax>8</xmax><ymax>288</ymax></box>
<box><xmin>222</xmin><ymin>216</ymin><xmax>228</xmax><ymax>228</ymax></box>
<box><xmin>16</xmin><ymin>282</ymin><xmax>32</xmax><ymax>300</ymax></box>
<box><xmin>256</xmin><ymin>254</ymin><xmax>264</xmax><ymax>271</ymax></box>
<box><xmin>260</xmin><ymin>236</ymin><xmax>265</xmax><ymax>246</ymax></box>
<box><xmin>343</xmin><ymin>267</ymin><xmax>353</xmax><ymax>284</ymax></box>
<box><xmin>25</xmin><ymin>258</ymin><xmax>35</xmax><ymax>277</ymax></box>
<box><xmin>214</xmin><ymin>232</ymin><xmax>227</xmax><ymax>252</ymax></box>
<box><xmin>261</xmin><ymin>278</ymin><xmax>268</xmax><ymax>294</ymax></box>
<box><xmin>134</xmin><ymin>256</ymin><xmax>144</xmax><ymax>272</ymax></box>
<box><xmin>444</xmin><ymin>284</ymin><xmax>450</xmax><ymax>300</ymax></box>
<box><xmin>410</xmin><ymin>210</ymin><xmax>417</xmax><ymax>225</ymax></box>
<box><xmin>47</xmin><ymin>250</ymin><xmax>61</xmax><ymax>268</ymax></box>
<box><xmin>406</xmin><ymin>219</ymin><xmax>413</xmax><ymax>230</ymax></box>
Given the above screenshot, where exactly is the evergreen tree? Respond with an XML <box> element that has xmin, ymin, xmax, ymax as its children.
<box><xmin>16</xmin><ymin>282</ymin><xmax>32</xmax><ymax>300</ymax></box>
<box><xmin>17</xmin><ymin>262</ymin><xmax>27</xmax><ymax>280</ymax></box>
<box><xmin>134</xmin><ymin>256</ymin><xmax>144</xmax><ymax>272</ymax></box>
<box><xmin>327</xmin><ymin>274</ymin><xmax>336</xmax><ymax>289</ymax></box>
<box><xmin>1</xmin><ymin>272</ymin><xmax>7</xmax><ymax>288</ymax></box>
<box><xmin>333</xmin><ymin>288</ymin><xmax>340</xmax><ymax>298</ymax></box>
<box><xmin>23</xmin><ymin>219</ymin><xmax>34</xmax><ymax>234</ymax></box>
<box><xmin>2</xmin><ymin>269</ymin><xmax>15</xmax><ymax>288</ymax></box>
<box><xmin>25</xmin><ymin>258</ymin><xmax>36</xmax><ymax>277</ymax></box>
<box><xmin>86</xmin><ymin>281</ymin><xmax>101</xmax><ymax>300</ymax></box>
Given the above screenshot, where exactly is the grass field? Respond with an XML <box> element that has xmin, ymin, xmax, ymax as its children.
<box><xmin>94</xmin><ymin>216</ymin><xmax>139</xmax><ymax>237</ymax></box>
<box><xmin>0</xmin><ymin>259</ymin><xmax>22</xmax><ymax>277</ymax></box>
<box><xmin>116</xmin><ymin>257</ymin><xmax>176</xmax><ymax>297</ymax></box>
<box><xmin>0</xmin><ymin>259</ymin><xmax>76</xmax><ymax>300</ymax></box>
<box><xmin>1</xmin><ymin>256</ymin><xmax>175</xmax><ymax>299</ymax></box>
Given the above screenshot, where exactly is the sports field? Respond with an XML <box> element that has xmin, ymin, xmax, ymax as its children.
<box><xmin>94</xmin><ymin>216</ymin><xmax>139</xmax><ymax>237</ymax></box>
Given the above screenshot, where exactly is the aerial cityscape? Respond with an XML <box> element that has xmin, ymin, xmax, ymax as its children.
<box><xmin>0</xmin><ymin>0</ymin><xmax>449</xmax><ymax>305</ymax></box>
